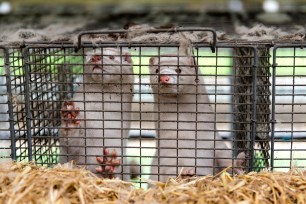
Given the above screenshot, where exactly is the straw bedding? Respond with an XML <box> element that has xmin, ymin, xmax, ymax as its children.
<box><xmin>0</xmin><ymin>161</ymin><xmax>305</xmax><ymax>204</ymax></box>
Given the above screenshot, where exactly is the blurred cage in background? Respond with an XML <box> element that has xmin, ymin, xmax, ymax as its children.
<box><xmin>0</xmin><ymin>28</ymin><xmax>305</xmax><ymax>183</ymax></box>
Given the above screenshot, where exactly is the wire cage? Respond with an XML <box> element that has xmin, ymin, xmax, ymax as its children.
<box><xmin>233</xmin><ymin>46</ymin><xmax>271</xmax><ymax>172</ymax></box>
<box><xmin>1</xmin><ymin>28</ymin><xmax>306</xmax><ymax>187</ymax></box>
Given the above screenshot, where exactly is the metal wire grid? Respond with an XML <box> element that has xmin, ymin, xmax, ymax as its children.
<box><xmin>0</xmin><ymin>47</ymin><xmax>11</xmax><ymax>161</ymax></box>
<box><xmin>271</xmin><ymin>45</ymin><xmax>306</xmax><ymax>171</ymax></box>
<box><xmin>6</xmin><ymin>43</ymin><xmax>250</xmax><ymax>178</ymax></box>
<box><xmin>0</xmin><ymin>29</ymin><xmax>304</xmax><ymax>182</ymax></box>
<box><xmin>4</xmin><ymin>47</ymin><xmax>64</xmax><ymax>164</ymax></box>
<box><xmin>233</xmin><ymin>46</ymin><xmax>271</xmax><ymax>172</ymax></box>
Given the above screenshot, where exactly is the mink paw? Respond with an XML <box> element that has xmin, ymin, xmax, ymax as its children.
<box><xmin>61</xmin><ymin>101</ymin><xmax>80</xmax><ymax>131</ymax></box>
<box><xmin>180</xmin><ymin>168</ymin><xmax>196</xmax><ymax>179</ymax></box>
<box><xmin>96</xmin><ymin>148</ymin><xmax>121</xmax><ymax>179</ymax></box>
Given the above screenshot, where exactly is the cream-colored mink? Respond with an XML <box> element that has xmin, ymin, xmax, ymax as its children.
<box><xmin>59</xmin><ymin>48</ymin><xmax>134</xmax><ymax>179</ymax></box>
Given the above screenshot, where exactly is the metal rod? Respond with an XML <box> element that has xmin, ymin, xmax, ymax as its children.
<box><xmin>2</xmin><ymin>47</ymin><xmax>17</xmax><ymax>160</ymax></box>
<box><xmin>22</xmin><ymin>47</ymin><xmax>33</xmax><ymax>161</ymax></box>
<box><xmin>250</xmin><ymin>46</ymin><xmax>258</xmax><ymax>172</ymax></box>
<box><xmin>76</xmin><ymin>28</ymin><xmax>217</xmax><ymax>52</ymax></box>
<box><xmin>270</xmin><ymin>46</ymin><xmax>278</xmax><ymax>171</ymax></box>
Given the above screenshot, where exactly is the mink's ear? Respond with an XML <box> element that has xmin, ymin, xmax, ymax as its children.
<box><xmin>149</xmin><ymin>57</ymin><xmax>156</xmax><ymax>66</ymax></box>
<box><xmin>189</xmin><ymin>57</ymin><xmax>195</xmax><ymax>66</ymax></box>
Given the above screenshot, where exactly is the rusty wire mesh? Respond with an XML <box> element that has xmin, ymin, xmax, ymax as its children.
<box><xmin>233</xmin><ymin>47</ymin><xmax>271</xmax><ymax>172</ymax></box>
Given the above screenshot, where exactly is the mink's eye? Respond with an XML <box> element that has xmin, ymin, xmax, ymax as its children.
<box><xmin>175</xmin><ymin>68</ymin><xmax>181</xmax><ymax>73</ymax></box>
<box><xmin>109</xmin><ymin>55</ymin><xmax>115</xmax><ymax>60</ymax></box>
<box><xmin>155</xmin><ymin>69</ymin><xmax>159</xmax><ymax>73</ymax></box>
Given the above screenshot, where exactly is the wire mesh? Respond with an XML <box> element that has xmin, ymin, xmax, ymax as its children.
<box><xmin>0</xmin><ymin>30</ymin><xmax>305</xmax><ymax>187</ymax></box>
<box><xmin>0</xmin><ymin>47</ymin><xmax>11</xmax><ymax>161</ymax></box>
<box><xmin>233</xmin><ymin>46</ymin><xmax>271</xmax><ymax>172</ymax></box>
<box><xmin>271</xmin><ymin>45</ymin><xmax>306</xmax><ymax>171</ymax></box>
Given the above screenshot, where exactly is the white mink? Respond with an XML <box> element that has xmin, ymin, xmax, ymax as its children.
<box><xmin>149</xmin><ymin>54</ymin><xmax>244</xmax><ymax>182</ymax></box>
<box><xmin>59</xmin><ymin>48</ymin><xmax>134</xmax><ymax>179</ymax></box>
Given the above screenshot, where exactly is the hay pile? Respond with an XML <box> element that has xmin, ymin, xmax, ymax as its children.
<box><xmin>0</xmin><ymin>161</ymin><xmax>134</xmax><ymax>204</ymax></box>
<box><xmin>1</xmin><ymin>161</ymin><xmax>306</xmax><ymax>204</ymax></box>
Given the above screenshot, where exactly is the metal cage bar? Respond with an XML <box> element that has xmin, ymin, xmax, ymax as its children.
<box><xmin>271</xmin><ymin>44</ymin><xmax>306</xmax><ymax>171</ymax></box>
<box><xmin>0</xmin><ymin>36</ymin><xmax>305</xmax><ymax>186</ymax></box>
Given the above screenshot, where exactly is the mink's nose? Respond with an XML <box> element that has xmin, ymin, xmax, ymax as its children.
<box><xmin>91</xmin><ymin>55</ymin><xmax>102</xmax><ymax>63</ymax></box>
<box><xmin>160</xmin><ymin>75</ymin><xmax>170</xmax><ymax>84</ymax></box>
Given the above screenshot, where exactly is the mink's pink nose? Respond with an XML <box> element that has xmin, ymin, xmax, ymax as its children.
<box><xmin>160</xmin><ymin>75</ymin><xmax>170</xmax><ymax>84</ymax></box>
<box><xmin>91</xmin><ymin>55</ymin><xmax>102</xmax><ymax>63</ymax></box>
